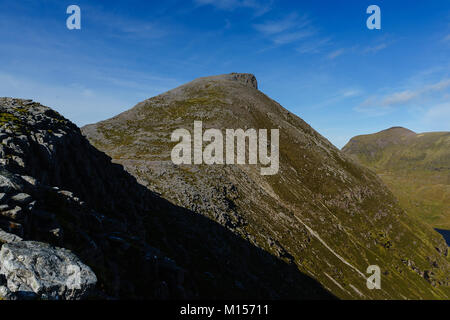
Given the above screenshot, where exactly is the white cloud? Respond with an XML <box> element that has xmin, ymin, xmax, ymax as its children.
<box><xmin>355</xmin><ymin>78</ymin><xmax>450</xmax><ymax>116</ymax></box>
<box><xmin>252</xmin><ymin>13</ymin><xmax>315</xmax><ymax>46</ymax></box>
<box><xmin>253</xmin><ymin>13</ymin><xmax>307</xmax><ymax>35</ymax></box>
<box><xmin>427</xmin><ymin>78</ymin><xmax>450</xmax><ymax>90</ymax></box>
<box><xmin>342</xmin><ymin>89</ymin><xmax>361</xmax><ymax>98</ymax></box>
<box><xmin>327</xmin><ymin>48</ymin><xmax>345</xmax><ymax>60</ymax></box>
<box><xmin>195</xmin><ymin>0</ymin><xmax>272</xmax><ymax>15</ymax></box>
<box><xmin>296</xmin><ymin>38</ymin><xmax>331</xmax><ymax>54</ymax></box>
<box><xmin>307</xmin><ymin>88</ymin><xmax>363</xmax><ymax>110</ymax></box>
<box><xmin>381</xmin><ymin>90</ymin><xmax>418</xmax><ymax>106</ymax></box>
<box><xmin>380</xmin><ymin>79</ymin><xmax>450</xmax><ymax>106</ymax></box>
<box><xmin>322</xmin><ymin>40</ymin><xmax>390</xmax><ymax>60</ymax></box>
<box><xmin>425</xmin><ymin>102</ymin><xmax>450</xmax><ymax>120</ymax></box>
<box><xmin>363</xmin><ymin>43</ymin><xmax>388</xmax><ymax>54</ymax></box>
<box><xmin>88</xmin><ymin>7</ymin><xmax>168</xmax><ymax>40</ymax></box>
<box><xmin>272</xmin><ymin>30</ymin><xmax>314</xmax><ymax>45</ymax></box>
<box><xmin>423</xmin><ymin>103</ymin><xmax>450</xmax><ymax>129</ymax></box>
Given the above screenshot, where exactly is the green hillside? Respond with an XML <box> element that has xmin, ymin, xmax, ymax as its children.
<box><xmin>343</xmin><ymin>127</ymin><xmax>450</xmax><ymax>229</ymax></box>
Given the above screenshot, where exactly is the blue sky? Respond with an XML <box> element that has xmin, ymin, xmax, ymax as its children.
<box><xmin>0</xmin><ymin>0</ymin><xmax>449</xmax><ymax>148</ymax></box>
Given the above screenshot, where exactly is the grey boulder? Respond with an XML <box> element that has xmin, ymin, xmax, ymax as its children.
<box><xmin>0</xmin><ymin>228</ymin><xmax>22</xmax><ymax>244</ymax></box>
<box><xmin>0</xmin><ymin>241</ymin><xmax>97</xmax><ymax>300</ymax></box>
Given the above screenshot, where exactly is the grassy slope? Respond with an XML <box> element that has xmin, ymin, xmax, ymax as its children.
<box><xmin>343</xmin><ymin>128</ymin><xmax>450</xmax><ymax>229</ymax></box>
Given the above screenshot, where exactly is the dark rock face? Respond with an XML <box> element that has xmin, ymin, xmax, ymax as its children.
<box><xmin>191</xmin><ymin>73</ymin><xmax>258</xmax><ymax>90</ymax></box>
<box><xmin>0</xmin><ymin>241</ymin><xmax>97</xmax><ymax>300</ymax></box>
<box><xmin>230</xmin><ymin>73</ymin><xmax>258</xmax><ymax>89</ymax></box>
<box><xmin>0</xmin><ymin>97</ymin><xmax>334</xmax><ymax>300</ymax></box>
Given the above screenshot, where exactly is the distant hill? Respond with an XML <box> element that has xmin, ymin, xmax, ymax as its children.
<box><xmin>343</xmin><ymin>127</ymin><xmax>450</xmax><ymax>229</ymax></box>
<box><xmin>83</xmin><ymin>74</ymin><xmax>450</xmax><ymax>299</ymax></box>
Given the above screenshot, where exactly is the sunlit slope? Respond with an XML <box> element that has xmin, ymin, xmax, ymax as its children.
<box><xmin>343</xmin><ymin>127</ymin><xmax>450</xmax><ymax>229</ymax></box>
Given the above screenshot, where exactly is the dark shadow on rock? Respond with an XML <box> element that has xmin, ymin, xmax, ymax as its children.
<box><xmin>141</xmin><ymin>192</ymin><xmax>336</xmax><ymax>300</ymax></box>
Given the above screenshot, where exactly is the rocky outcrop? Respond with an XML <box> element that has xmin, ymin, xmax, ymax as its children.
<box><xmin>190</xmin><ymin>73</ymin><xmax>258</xmax><ymax>90</ymax></box>
<box><xmin>0</xmin><ymin>98</ymin><xmax>158</xmax><ymax>298</ymax></box>
<box><xmin>0</xmin><ymin>241</ymin><xmax>97</xmax><ymax>300</ymax></box>
<box><xmin>0</xmin><ymin>228</ymin><xmax>22</xmax><ymax>244</ymax></box>
<box><xmin>229</xmin><ymin>73</ymin><xmax>258</xmax><ymax>89</ymax></box>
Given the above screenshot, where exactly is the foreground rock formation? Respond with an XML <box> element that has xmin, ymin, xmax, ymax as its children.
<box><xmin>0</xmin><ymin>241</ymin><xmax>97</xmax><ymax>300</ymax></box>
<box><xmin>0</xmin><ymin>97</ymin><xmax>334</xmax><ymax>300</ymax></box>
<box><xmin>83</xmin><ymin>73</ymin><xmax>450</xmax><ymax>299</ymax></box>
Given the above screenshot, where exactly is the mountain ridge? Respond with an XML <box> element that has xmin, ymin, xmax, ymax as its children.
<box><xmin>83</xmin><ymin>73</ymin><xmax>450</xmax><ymax>299</ymax></box>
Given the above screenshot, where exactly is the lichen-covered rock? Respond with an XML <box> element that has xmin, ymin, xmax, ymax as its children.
<box><xmin>0</xmin><ymin>241</ymin><xmax>97</xmax><ymax>300</ymax></box>
<box><xmin>0</xmin><ymin>228</ymin><xmax>22</xmax><ymax>244</ymax></box>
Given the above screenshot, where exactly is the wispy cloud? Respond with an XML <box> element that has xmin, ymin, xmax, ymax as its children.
<box><xmin>380</xmin><ymin>79</ymin><xmax>450</xmax><ymax>106</ymax></box>
<box><xmin>325</xmin><ymin>40</ymin><xmax>390</xmax><ymax>60</ymax></box>
<box><xmin>342</xmin><ymin>89</ymin><xmax>362</xmax><ymax>98</ymax></box>
<box><xmin>363</xmin><ymin>42</ymin><xmax>388</xmax><ymax>54</ymax></box>
<box><xmin>308</xmin><ymin>88</ymin><xmax>363</xmax><ymax>110</ymax></box>
<box><xmin>272</xmin><ymin>30</ymin><xmax>314</xmax><ymax>45</ymax></box>
<box><xmin>253</xmin><ymin>13</ymin><xmax>315</xmax><ymax>46</ymax></box>
<box><xmin>253</xmin><ymin>13</ymin><xmax>307</xmax><ymax>35</ymax></box>
<box><xmin>361</xmin><ymin>35</ymin><xmax>394</xmax><ymax>54</ymax></box>
<box><xmin>296</xmin><ymin>38</ymin><xmax>331</xmax><ymax>54</ymax></box>
<box><xmin>424</xmin><ymin>102</ymin><xmax>450</xmax><ymax>125</ymax></box>
<box><xmin>355</xmin><ymin>78</ymin><xmax>450</xmax><ymax>116</ymax></box>
<box><xmin>381</xmin><ymin>90</ymin><xmax>418</xmax><ymax>105</ymax></box>
<box><xmin>87</xmin><ymin>6</ymin><xmax>169</xmax><ymax>40</ymax></box>
<box><xmin>327</xmin><ymin>48</ymin><xmax>345</xmax><ymax>60</ymax></box>
<box><xmin>195</xmin><ymin>0</ymin><xmax>272</xmax><ymax>16</ymax></box>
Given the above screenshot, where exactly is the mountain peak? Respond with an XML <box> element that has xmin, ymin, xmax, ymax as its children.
<box><xmin>342</xmin><ymin>126</ymin><xmax>417</xmax><ymax>155</ymax></box>
<box><xmin>195</xmin><ymin>73</ymin><xmax>258</xmax><ymax>90</ymax></box>
<box><xmin>382</xmin><ymin>126</ymin><xmax>416</xmax><ymax>135</ymax></box>
<box><xmin>229</xmin><ymin>73</ymin><xmax>258</xmax><ymax>89</ymax></box>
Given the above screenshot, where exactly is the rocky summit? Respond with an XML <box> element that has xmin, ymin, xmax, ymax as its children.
<box><xmin>0</xmin><ymin>97</ymin><xmax>337</xmax><ymax>300</ymax></box>
<box><xmin>83</xmin><ymin>73</ymin><xmax>450</xmax><ymax>299</ymax></box>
